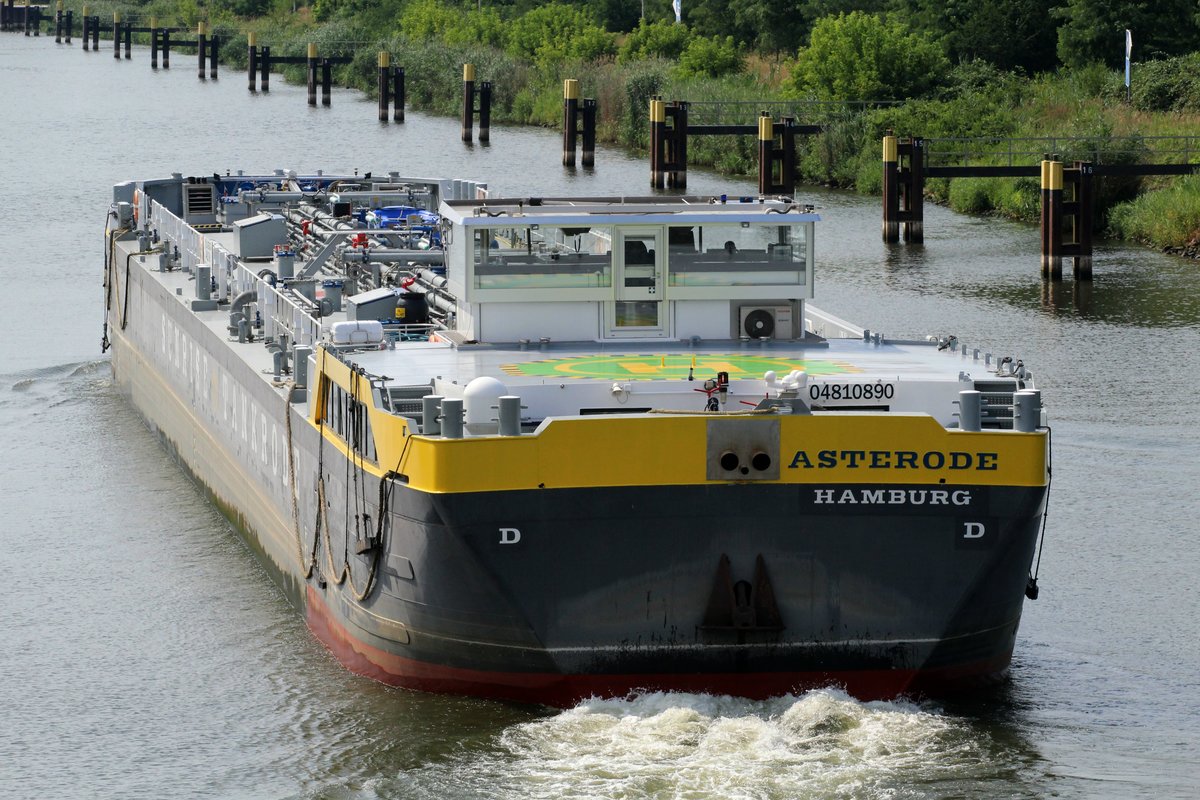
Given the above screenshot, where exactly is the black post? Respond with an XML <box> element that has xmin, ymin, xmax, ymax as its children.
<box><xmin>54</xmin><ymin>5</ymin><xmax>61</xmax><ymax>42</ymax></box>
<box><xmin>478</xmin><ymin>81</ymin><xmax>491</xmax><ymax>143</ymax></box>
<box><xmin>248</xmin><ymin>34</ymin><xmax>257</xmax><ymax>91</ymax></box>
<box><xmin>649</xmin><ymin>97</ymin><xmax>664</xmax><ymax>188</ymax></box>
<box><xmin>671</xmin><ymin>101</ymin><xmax>687</xmax><ymax>189</ymax></box>
<box><xmin>461</xmin><ymin>63</ymin><xmax>475</xmax><ymax>141</ymax></box>
<box><xmin>64</xmin><ymin>9</ymin><xmax>71</xmax><ymax>43</ymax></box>
<box><xmin>581</xmin><ymin>98</ymin><xmax>596</xmax><ymax>169</ymax></box>
<box><xmin>321</xmin><ymin>58</ymin><xmax>331</xmax><ymax>106</ymax></box>
<box><xmin>209</xmin><ymin>33</ymin><xmax>218</xmax><ymax>79</ymax></box>
<box><xmin>562</xmin><ymin>79</ymin><xmax>579</xmax><ymax>166</ymax></box>
<box><xmin>392</xmin><ymin>67</ymin><xmax>404</xmax><ymax>122</ymax></box>
<box><xmin>124</xmin><ymin>22</ymin><xmax>131</xmax><ymax>59</ymax></box>
<box><xmin>307</xmin><ymin>43</ymin><xmax>317</xmax><ymax>106</ymax></box>
<box><xmin>377</xmin><ymin>52</ymin><xmax>389</xmax><ymax>121</ymax></box>
<box><xmin>81</xmin><ymin>9</ymin><xmax>89</xmax><ymax>50</ymax></box>
<box><xmin>260</xmin><ymin>45</ymin><xmax>269</xmax><ymax>91</ymax></box>
<box><xmin>197</xmin><ymin>23</ymin><xmax>206</xmax><ymax>80</ymax></box>
<box><xmin>901</xmin><ymin>136</ymin><xmax>924</xmax><ymax>243</ymax></box>
<box><xmin>113</xmin><ymin>14</ymin><xmax>120</xmax><ymax>58</ymax></box>
<box><xmin>90</xmin><ymin>14</ymin><xmax>98</xmax><ymax>50</ymax></box>
<box><xmin>162</xmin><ymin>27</ymin><xmax>170</xmax><ymax>69</ymax></box>
<box><xmin>1073</xmin><ymin>161</ymin><xmax>1093</xmax><ymax>279</ymax></box>
<box><xmin>882</xmin><ymin>132</ymin><xmax>899</xmax><ymax>242</ymax></box>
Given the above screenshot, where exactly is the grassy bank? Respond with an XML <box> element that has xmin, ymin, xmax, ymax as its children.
<box><xmin>61</xmin><ymin>2</ymin><xmax>1200</xmax><ymax>256</ymax></box>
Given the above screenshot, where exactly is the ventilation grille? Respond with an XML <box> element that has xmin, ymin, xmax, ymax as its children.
<box><xmin>974</xmin><ymin>379</ymin><xmax>1017</xmax><ymax>429</ymax></box>
<box><xmin>185</xmin><ymin>185</ymin><xmax>215</xmax><ymax>217</ymax></box>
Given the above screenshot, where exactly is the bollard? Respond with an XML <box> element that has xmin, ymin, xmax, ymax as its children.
<box><xmin>440</xmin><ymin>398</ymin><xmax>463</xmax><ymax>439</ymax></box>
<box><xmin>197</xmin><ymin>23</ymin><xmax>206</xmax><ymax>80</ymax></box>
<box><xmin>478</xmin><ymin>81</ymin><xmax>491</xmax><ymax>143</ymax></box>
<box><xmin>581</xmin><ymin>98</ymin><xmax>596</xmax><ymax>168</ymax></box>
<box><xmin>649</xmin><ymin>97</ymin><xmax>665</xmax><ymax>188</ymax></box>
<box><xmin>957</xmin><ymin>390</ymin><xmax>982</xmax><ymax>432</ymax></box>
<box><xmin>259</xmin><ymin>44</ymin><xmax>269</xmax><ymax>91</ymax></box>
<box><xmin>461</xmin><ymin>63</ymin><xmax>475</xmax><ymax>141</ymax></box>
<box><xmin>307</xmin><ymin>43</ymin><xmax>317</xmax><ymax>106</ymax></box>
<box><xmin>377</xmin><ymin>52</ymin><xmax>389</xmax><ymax>121</ymax></box>
<box><xmin>1014</xmin><ymin>391</ymin><xmax>1039</xmax><ymax>433</ymax></box>
<box><xmin>498</xmin><ymin>396</ymin><xmax>522</xmax><ymax>436</ymax></box>
<box><xmin>321</xmin><ymin>58</ymin><xmax>331</xmax><ymax>106</ymax></box>
<box><xmin>562</xmin><ymin>79</ymin><xmax>579</xmax><ymax>166</ymax></box>
<box><xmin>421</xmin><ymin>395</ymin><xmax>443</xmax><ymax>436</ymax></box>
<box><xmin>393</xmin><ymin>66</ymin><xmax>405</xmax><ymax>122</ymax></box>
<box><xmin>209</xmin><ymin>32</ymin><xmax>218</xmax><ymax>79</ymax></box>
<box><xmin>247</xmin><ymin>33</ymin><xmax>257</xmax><ymax>91</ymax></box>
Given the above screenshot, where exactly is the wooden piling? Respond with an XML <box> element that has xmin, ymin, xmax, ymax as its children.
<box><xmin>461</xmin><ymin>63</ymin><xmax>475</xmax><ymax>141</ymax></box>
<box><xmin>900</xmin><ymin>136</ymin><xmax>924</xmax><ymax>243</ymax></box>
<box><xmin>209</xmin><ymin>31</ymin><xmax>218</xmax><ymax>79</ymax></box>
<box><xmin>63</xmin><ymin>8</ymin><xmax>70</xmax><ymax>43</ymax></box>
<box><xmin>882</xmin><ymin>133</ymin><xmax>899</xmax><ymax>242</ymax></box>
<box><xmin>149</xmin><ymin>18</ymin><xmax>157</xmax><ymax>66</ymax></box>
<box><xmin>307</xmin><ymin>43</ymin><xmax>317</xmax><ymax>106</ymax></box>
<box><xmin>321</xmin><ymin>59</ymin><xmax>331</xmax><ymax>106</ymax></box>
<box><xmin>161</xmin><ymin>27</ymin><xmax>170</xmax><ymax>69</ymax></box>
<box><xmin>392</xmin><ymin>66</ymin><xmax>404</xmax><ymax>122</ymax></box>
<box><xmin>757</xmin><ymin>114</ymin><xmax>774</xmax><ymax>194</ymax></box>
<box><xmin>259</xmin><ymin>45</ymin><xmax>269</xmax><ymax>91</ymax></box>
<box><xmin>562</xmin><ymin>79</ymin><xmax>579</xmax><ymax>166</ymax></box>
<box><xmin>197</xmin><ymin>23</ymin><xmax>206</xmax><ymax>80</ymax></box>
<box><xmin>581</xmin><ymin>98</ymin><xmax>596</xmax><ymax>168</ymax></box>
<box><xmin>248</xmin><ymin>33</ymin><xmax>257</xmax><ymax>91</ymax></box>
<box><xmin>666</xmin><ymin>101</ymin><xmax>687</xmax><ymax>189</ymax></box>
<box><xmin>478</xmin><ymin>81</ymin><xmax>491</xmax><ymax>143</ymax></box>
<box><xmin>81</xmin><ymin>6</ymin><xmax>89</xmax><ymax>49</ymax></box>
<box><xmin>112</xmin><ymin>12</ymin><xmax>120</xmax><ymax>58</ymax></box>
<box><xmin>377</xmin><ymin>52</ymin><xmax>389</xmax><ymax>121</ymax></box>
<box><xmin>54</xmin><ymin>1</ymin><xmax>61</xmax><ymax>43</ymax></box>
<box><xmin>1069</xmin><ymin>161</ymin><xmax>1094</xmax><ymax>280</ymax></box>
<box><xmin>649</xmin><ymin>98</ymin><xmax>665</xmax><ymax>188</ymax></box>
<box><xmin>124</xmin><ymin>21</ymin><xmax>131</xmax><ymax>59</ymax></box>
<box><xmin>1040</xmin><ymin>159</ymin><xmax>1063</xmax><ymax>279</ymax></box>
<box><xmin>90</xmin><ymin>13</ymin><xmax>97</xmax><ymax>49</ymax></box>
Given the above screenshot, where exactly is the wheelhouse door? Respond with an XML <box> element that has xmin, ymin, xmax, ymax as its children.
<box><xmin>607</xmin><ymin>227</ymin><xmax>667</xmax><ymax>338</ymax></box>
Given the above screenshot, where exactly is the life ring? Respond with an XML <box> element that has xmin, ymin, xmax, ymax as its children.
<box><xmin>132</xmin><ymin>189</ymin><xmax>141</xmax><ymax>225</ymax></box>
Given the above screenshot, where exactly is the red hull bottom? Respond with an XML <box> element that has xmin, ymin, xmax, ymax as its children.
<box><xmin>306</xmin><ymin>587</ymin><xmax>1011</xmax><ymax>708</ymax></box>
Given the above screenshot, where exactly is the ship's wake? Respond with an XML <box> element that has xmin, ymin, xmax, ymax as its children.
<box><xmin>313</xmin><ymin>687</ymin><xmax>1035</xmax><ymax>800</ymax></box>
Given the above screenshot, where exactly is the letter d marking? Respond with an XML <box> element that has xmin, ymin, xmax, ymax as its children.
<box><xmin>499</xmin><ymin>527</ymin><xmax>522</xmax><ymax>544</ymax></box>
<box><xmin>962</xmin><ymin>522</ymin><xmax>986</xmax><ymax>539</ymax></box>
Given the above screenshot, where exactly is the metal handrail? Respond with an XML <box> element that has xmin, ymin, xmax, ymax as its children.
<box><xmin>922</xmin><ymin>134</ymin><xmax>1198</xmax><ymax>167</ymax></box>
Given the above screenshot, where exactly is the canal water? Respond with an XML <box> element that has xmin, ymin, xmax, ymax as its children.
<box><xmin>2</xmin><ymin>34</ymin><xmax>1198</xmax><ymax>799</ymax></box>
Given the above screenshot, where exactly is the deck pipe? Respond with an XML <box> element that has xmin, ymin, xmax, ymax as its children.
<box><xmin>1014</xmin><ymin>391</ymin><xmax>1040</xmax><ymax>433</ymax></box>
<box><xmin>498</xmin><ymin>396</ymin><xmax>522</xmax><ymax>436</ymax></box>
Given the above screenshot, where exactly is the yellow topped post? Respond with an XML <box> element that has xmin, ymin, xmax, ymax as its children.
<box><xmin>881</xmin><ymin>133</ymin><xmax>900</xmax><ymax>242</ymax></box>
<box><xmin>563</xmin><ymin>78</ymin><xmax>579</xmax><ymax>100</ymax></box>
<box><xmin>378</xmin><ymin>51</ymin><xmax>389</xmax><ymax>68</ymax></box>
<box><xmin>463</xmin><ymin>62</ymin><xmax>475</xmax><ymax>82</ymax></box>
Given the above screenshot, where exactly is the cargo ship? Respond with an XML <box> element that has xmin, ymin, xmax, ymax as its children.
<box><xmin>104</xmin><ymin>170</ymin><xmax>1050</xmax><ymax>706</ymax></box>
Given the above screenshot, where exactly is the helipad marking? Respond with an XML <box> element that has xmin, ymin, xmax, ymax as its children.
<box><xmin>500</xmin><ymin>354</ymin><xmax>862</xmax><ymax>380</ymax></box>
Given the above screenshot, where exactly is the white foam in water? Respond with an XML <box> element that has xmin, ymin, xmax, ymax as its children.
<box><xmin>388</xmin><ymin>689</ymin><xmax>1005</xmax><ymax>800</ymax></box>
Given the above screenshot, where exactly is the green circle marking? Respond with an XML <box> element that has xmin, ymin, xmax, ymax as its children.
<box><xmin>502</xmin><ymin>354</ymin><xmax>861</xmax><ymax>380</ymax></box>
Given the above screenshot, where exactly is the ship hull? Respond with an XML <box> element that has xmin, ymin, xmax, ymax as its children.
<box><xmin>108</xmin><ymin>244</ymin><xmax>1046</xmax><ymax>708</ymax></box>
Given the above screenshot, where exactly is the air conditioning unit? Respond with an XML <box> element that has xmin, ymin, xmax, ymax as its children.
<box><xmin>739</xmin><ymin>305</ymin><xmax>792</xmax><ymax>339</ymax></box>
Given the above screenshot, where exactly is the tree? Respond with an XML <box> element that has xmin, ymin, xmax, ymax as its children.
<box><xmin>898</xmin><ymin>0</ymin><xmax>1060</xmax><ymax>73</ymax></box>
<box><xmin>789</xmin><ymin>12</ymin><xmax>949</xmax><ymax>102</ymax></box>
<box><xmin>1055</xmin><ymin>0</ymin><xmax>1200</xmax><ymax>69</ymax></box>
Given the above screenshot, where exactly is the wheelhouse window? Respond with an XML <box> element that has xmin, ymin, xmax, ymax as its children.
<box><xmin>667</xmin><ymin>223</ymin><xmax>807</xmax><ymax>287</ymax></box>
<box><xmin>473</xmin><ymin>225</ymin><xmax>613</xmax><ymax>289</ymax></box>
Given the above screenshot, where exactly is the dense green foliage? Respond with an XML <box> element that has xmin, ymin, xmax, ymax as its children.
<box><xmin>86</xmin><ymin>0</ymin><xmax>1200</xmax><ymax>253</ymax></box>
